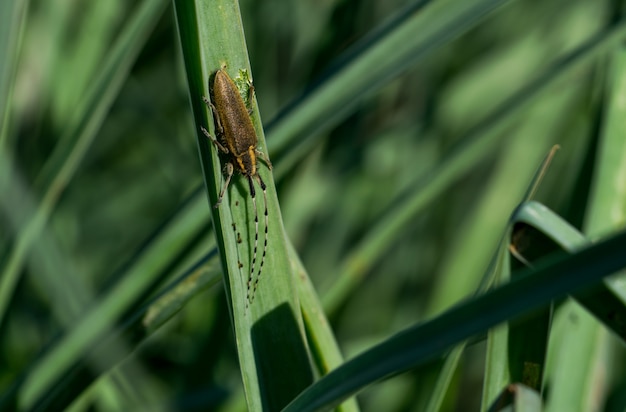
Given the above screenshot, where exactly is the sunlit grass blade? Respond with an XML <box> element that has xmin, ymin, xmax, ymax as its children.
<box><xmin>174</xmin><ymin>0</ymin><xmax>314</xmax><ymax>409</ymax></box>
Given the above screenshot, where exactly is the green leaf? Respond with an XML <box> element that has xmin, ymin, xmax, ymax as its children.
<box><xmin>174</xmin><ymin>0</ymin><xmax>314</xmax><ymax>409</ymax></box>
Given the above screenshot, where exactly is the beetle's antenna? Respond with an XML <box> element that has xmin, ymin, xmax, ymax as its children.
<box><xmin>248</xmin><ymin>175</ymin><xmax>268</xmax><ymax>306</ymax></box>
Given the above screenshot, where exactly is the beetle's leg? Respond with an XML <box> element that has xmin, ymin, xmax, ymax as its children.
<box><xmin>202</xmin><ymin>95</ymin><xmax>225</xmax><ymax>134</ymax></box>
<box><xmin>214</xmin><ymin>162</ymin><xmax>234</xmax><ymax>208</ymax></box>
<box><xmin>255</xmin><ymin>148</ymin><xmax>272</xmax><ymax>170</ymax></box>
<box><xmin>200</xmin><ymin>126</ymin><xmax>229</xmax><ymax>154</ymax></box>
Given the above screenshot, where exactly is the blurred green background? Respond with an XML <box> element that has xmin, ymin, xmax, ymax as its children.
<box><xmin>2</xmin><ymin>0</ymin><xmax>625</xmax><ymax>410</ymax></box>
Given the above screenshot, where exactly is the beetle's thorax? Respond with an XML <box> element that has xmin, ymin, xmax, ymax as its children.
<box><xmin>234</xmin><ymin>147</ymin><xmax>257</xmax><ymax>176</ymax></box>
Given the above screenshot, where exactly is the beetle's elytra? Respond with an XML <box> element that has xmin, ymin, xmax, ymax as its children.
<box><xmin>201</xmin><ymin>67</ymin><xmax>272</xmax><ymax>308</ymax></box>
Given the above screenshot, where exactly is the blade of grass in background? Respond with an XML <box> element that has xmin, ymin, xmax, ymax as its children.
<box><xmin>0</xmin><ymin>0</ymin><xmax>28</xmax><ymax>148</ymax></box>
<box><xmin>481</xmin><ymin>115</ymin><xmax>626</xmax><ymax>409</ymax></box>
<box><xmin>268</xmin><ymin>0</ymin><xmax>513</xmax><ymax>176</ymax></box>
<box><xmin>323</xmin><ymin>18</ymin><xmax>626</xmax><ymax>315</ymax></box>
<box><xmin>481</xmin><ymin>191</ymin><xmax>626</xmax><ymax>410</ymax></box>
<box><xmin>0</xmin><ymin>0</ymin><xmax>171</xmax><ymax>409</ymax></box>
<box><xmin>0</xmin><ymin>0</ymin><xmax>29</xmax><ymax>321</ymax></box>
<box><xmin>0</xmin><ymin>0</ymin><xmax>169</xmax><ymax>330</ymax></box>
<box><xmin>428</xmin><ymin>147</ymin><xmax>559</xmax><ymax>411</ymax></box>
<box><xmin>545</xmin><ymin>41</ymin><xmax>626</xmax><ymax>412</ymax></box>
<box><xmin>480</xmin><ymin>147</ymin><xmax>560</xmax><ymax>409</ymax></box>
<box><xmin>0</xmin><ymin>153</ymin><xmax>165</xmax><ymax>410</ymax></box>
<box><xmin>284</xmin><ymin>229</ymin><xmax>626</xmax><ymax>412</ymax></box>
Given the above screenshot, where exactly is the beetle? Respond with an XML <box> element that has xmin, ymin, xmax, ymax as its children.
<box><xmin>201</xmin><ymin>67</ymin><xmax>272</xmax><ymax>307</ymax></box>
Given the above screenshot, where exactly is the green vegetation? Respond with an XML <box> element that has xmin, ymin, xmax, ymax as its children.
<box><xmin>2</xmin><ymin>0</ymin><xmax>626</xmax><ymax>411</ymax></box>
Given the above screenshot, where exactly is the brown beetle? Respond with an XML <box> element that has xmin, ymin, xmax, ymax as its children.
<box><xmin>201</xmin><ymin>67</ymin><xmax>272</xmax><ymax>307</ymax></box>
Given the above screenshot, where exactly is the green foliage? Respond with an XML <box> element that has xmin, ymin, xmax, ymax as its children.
<box><xmin>2</xmin><ymin>0</ymin><xmax>626</xmax><ymax>411</ymax></box>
